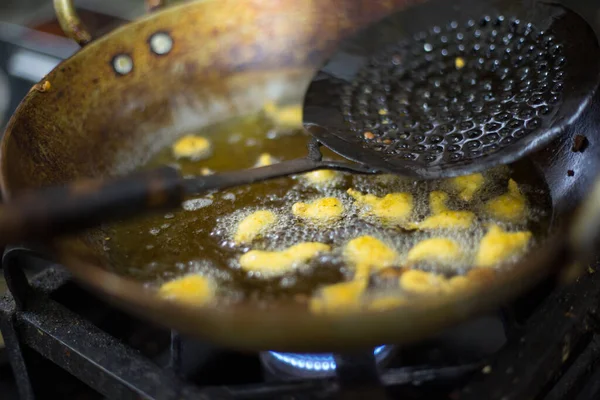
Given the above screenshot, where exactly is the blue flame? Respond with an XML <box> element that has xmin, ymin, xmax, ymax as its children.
<box><xmin>267</xmin><ymin>345</ymin><xmax>387</xmax><ymax>372</ymax></box>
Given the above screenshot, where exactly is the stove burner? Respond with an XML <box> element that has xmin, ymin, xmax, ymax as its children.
<box><xmin>261</xmin><ymin>345</ymin><xmax>393</xmax><ymax>378</ymax></box>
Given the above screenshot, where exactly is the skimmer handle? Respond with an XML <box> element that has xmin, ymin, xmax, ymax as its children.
<box><xmin>0</xmin><ymin>166</ymin><xmax>184</xmax><ymax>245</ymax></box>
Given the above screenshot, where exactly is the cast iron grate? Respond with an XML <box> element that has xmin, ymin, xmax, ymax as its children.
<box><xmin>2</xmin><ymin>246</ymin><xmax>600</xmax><ymax>400</ymax></box>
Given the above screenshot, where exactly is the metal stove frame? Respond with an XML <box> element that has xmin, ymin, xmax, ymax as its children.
<box><xmin>1</xmin><ymin>247</ymin><xmax>600</xmax><ymax>399</ymax></box>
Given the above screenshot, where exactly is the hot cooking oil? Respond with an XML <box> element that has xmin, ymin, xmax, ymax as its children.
<box><xmin>104</xmin><ymin>114</ymin><xmax>552</xmax><ymax>306</ymax></box>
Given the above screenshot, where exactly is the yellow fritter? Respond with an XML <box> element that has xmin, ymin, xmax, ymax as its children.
<box><xmin>475</xmin><ymin>225</ymin><xmax>532</xmax><ymax>268</ymax></box>
<box><xmin>450</xmin><ymin>173</ymin><xmax>485</xmax><ymax>201</ymax></box>
<box><xmin>239</xmin><ymin>242</ymin><xmax>330</xmax><ymax>276</ymax></box>
<box><xmin>399</xmin><ymin>269</ymin><xmax>447</xmax><ymax>295</ymax></box>
<box><xmin>343</xmin><ymin>235</ymin><xmax>399</xmax><ymax>274</ymax></box>
<box><xmin>310</xmin><ymin>280</ymin><xmax>367</xmax><ymax>314</ymax></box>
<box><xmin>406</xmin><ymin>238</ymin><xmax>464</xmax><ymax>266</ymax></box>
<box><xmin>233</xmin><ymin>210</ymin><xmax>277</xmax><ymax>244</ymax></box>
<box><xmin>172</xmin><ymin>135</ymin><xmax>212</xmax><ymax>160</ymax></box>
<box><xmin>407</xmin><ymin>191</ymin><xmax>475</xmax><ymax>230</ymax></box>
<box><xmin>292</xmin><ymin>197</ymin><xmax>344</xmax><ymax>223</ymax></box>
<box><xmin>263</xmin><ymin>101</ymin><xmax>302</xmax><ymax>128</ymax></box>
<box><xmin>158</xmin><ymin>274</ymin><xmax>215</xmax><ymax>306</ymax></box>
<box><xmin>254</xmin><ymin>153</ymin><xmax>277</xmax><ymax>167</ymax></box>
<box><xmin>347</xmin><ymin>188</ymin><xmax>413</xmax><ymax>226</ymax></box>
<box><xmin>485</xmin><ymin>179</ymin><xmax>527</xmax><ymax>222</ymax></box>
<box><xmin>301</xmin><ymin>170</ymin><xmax>342</xmax><ymax>188</ymax></box>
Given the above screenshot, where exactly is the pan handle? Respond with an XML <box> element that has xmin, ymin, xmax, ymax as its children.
<box><xmin>0</xmin><ymin>166</ymin><xmax>184</xmax><ymax>246</ymax></box>
<box><xmin>53</xmin><ymin>0</ymin><xmax>170</xmax><ymax>47</ymax></box>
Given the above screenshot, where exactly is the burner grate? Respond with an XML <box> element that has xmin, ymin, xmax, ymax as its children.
<box><xmin>2</xmin><ymin>246</ymin><xmax>600</xmax><ymax>399</ymax></box>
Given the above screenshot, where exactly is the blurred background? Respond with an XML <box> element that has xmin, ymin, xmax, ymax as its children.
<box><xmin>0</xmin><ymin>0</ymin><xmax>148</xmax><ymax>128</ymax></box>
<box><xmin>0</xmin><ymin>0</ymin><xmax>186</xmax><ymax>130</ymax></box>
<box><xmin>0</xmin><ymin>0</ymin><xmax>170</xmax><ymax>374</ymax></box>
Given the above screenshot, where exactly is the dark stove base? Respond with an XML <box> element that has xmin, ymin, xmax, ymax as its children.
<box><xmin>2</xmin><ymin>248</ymin><xmax>600</xmax><ymax>399</ymax></box>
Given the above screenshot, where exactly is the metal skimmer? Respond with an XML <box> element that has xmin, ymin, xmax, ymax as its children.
<box><xmin>303</xmin><ymin>0</ymin><xmax>600</xmax><ymax>178</ymax></box>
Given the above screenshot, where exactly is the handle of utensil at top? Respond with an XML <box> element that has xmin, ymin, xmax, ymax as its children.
<box><xmin>53</xmin><ymin>0</ymin><xmax>169</xmax><ymax>46</ymax></box>
<box><xmin>0</xmin><ymin>166</ymin><xmax>184</xmax><ymax>246</ymax></box>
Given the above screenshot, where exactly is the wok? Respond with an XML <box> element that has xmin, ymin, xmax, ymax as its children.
<box><xmin>1</xmin><ymin>0</ymin><xmax>600</xmax><ymax>352</ymax></box>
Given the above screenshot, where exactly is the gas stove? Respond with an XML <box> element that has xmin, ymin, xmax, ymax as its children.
<box><xmin>2</xmin><ymin>0</ymin><xmax>600</xmax><ymax>399</ymax></box>
<box><xmin>2</xmin><ymin>247</ymin><xmax>600</xmax><ymax>399</ymax></box>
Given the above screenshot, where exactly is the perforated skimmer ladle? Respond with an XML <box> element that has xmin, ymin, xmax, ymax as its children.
<box><xmin>0</xmin><ymin>0</ymin><xmax>598</xmax><ymax>244</ymax></box>
<box><xmin>303</xmin><ymin>0</ymin><xmax>600</xmax><ymax>178</ymax></box>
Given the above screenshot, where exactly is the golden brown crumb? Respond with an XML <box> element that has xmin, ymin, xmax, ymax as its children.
<box><xmin>34</xmin><ymin>80</ymin><xmax>52</xmax><ymax>92</ymax></box>
<box><xmin>363</xmin><ymin>131</ymin><xmax>376</xmax><ymax>140</ymax></box>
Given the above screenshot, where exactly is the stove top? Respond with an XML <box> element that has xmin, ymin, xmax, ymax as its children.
<box><xmin>2</xmin><ymin>248</ymin><xmax>600</xmax><ymax>399</ymax></box>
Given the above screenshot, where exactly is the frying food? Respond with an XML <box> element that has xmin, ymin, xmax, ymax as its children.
<box><xmin>234</xmin><ymin>210</ymin><xmax>277</xmax><ymax>244</ymax></box>
<box><xmin>106</xmin><ymin>116</ymin><xmax>551</xmax><ymax>313</ymax></box>
<box><xmin>292</xmin><ymin>197</ymin><xmax>344</xmax><ymax>224</ymax></box>
<box><xmin>450</xmin><ymin>173</ymin><xmax>485</xmax><ymax>202</ymax></box>
<box><xmin>475</xmin><ymin>225</ymin><xmax>532</xmax><ymax>267</ymax></box>
<box><xmin>310</xmin><ymin>280</ymin><xmax>366</xmax><ymax>314</ymax></box>
<box><xmin>407</xmin><ymin>191</ymin><xmax>475</xmax><ymax>230</ymax></box>
<box><xmin>171</xmin><ymin>135</ymin><xmax>212</xmax><ymax>160</ymax></box>
<box><xmin>263</xmin><ymin>102</ymin><xmax>303</xmax><ymax>128</ymax></box>
<box><xmin>158</xmin><ymin>274</ymin><xmax>215</xmax><ymax>305</ymax></box>
<box><xmin>239</xmin><ymin>242</ymin><xmax>330</xmax><ymax>276</ymax></box>
<box><xmin>343</xmin><ymin>236</ymin><xmax>399</xmax><ymax>280</ymax></box>
<box><xmin>406</xmin><ymin>238</ymin><xmax>464</xmax><ymax>266</ymax></box>
<box><xmin>347</xmin><ymin>189</ymin><xmax>413</xmax><ymax>226</ymax></box>
<box><xmin>400</xmin><ymin>270</ymin><xmax>447</xmax><ymax>295</ymax></box>
<box><xmin>485</xmin><ymin>179</ymin><xmax>527</xmax><ymax>223</ymax></box>
<box><xmin>301</xmin><ymin>169</ymin><xmax>342</xmax><ymax>188</ymax></box>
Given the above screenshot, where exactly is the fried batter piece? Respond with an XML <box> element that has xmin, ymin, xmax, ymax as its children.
<box><xmin>239</xmin><ymin>242</ymin><xmax>330</xmax><ymax>276</ymax></box>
